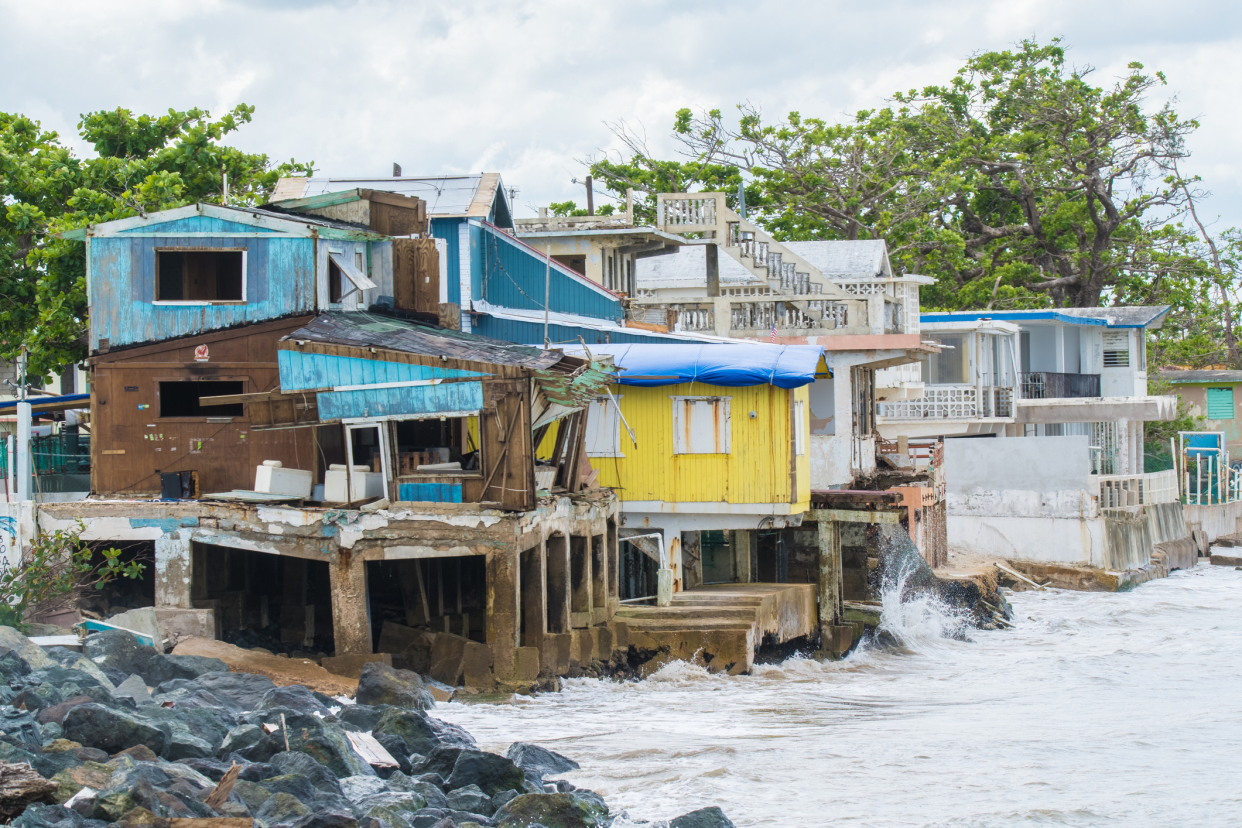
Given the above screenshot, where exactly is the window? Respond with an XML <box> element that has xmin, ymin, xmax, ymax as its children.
<box><xmin>159</xmin><ymin>381</ymin><xmax>243</xmax><ymax>418</ymax></box>
<box><xmin>327</xmin><ymin>248</ymin><xmax>376</xmax><ymax>306</ymax></box>
<box><xmin>919</xmin><ymin>333</ymin><xmax>967</xmax><ymax>384</ymax></box>
<box><xmin>156</xmin><ymin>250</ymin><xmax>245</xmax><ymax>302</ymax></box>
<box><xmin>1103</xmin><ymin>331</ymin><xmax>1130</xmax><ymax>367</ymax></box>
<box><xmin>793</xmin><ymin>400</ymin><xmax>806</xmax><ymax>456</ymax></box>
<box><xmin>1207</xmin><ymin>387</ymin><xmax>1235</xmax><ymax>420</ymax></box>
<box><xmin>672</xmin><ymin>397</ymin><xmax>730</xmax><ymax>454</ymax></box>
<box><xmin>585</xmin><ymin>396</ymin><xmax>624</xmax><ymax>457</ymax></box>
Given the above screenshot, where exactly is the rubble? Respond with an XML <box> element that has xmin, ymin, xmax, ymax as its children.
<box><xmin>0</xmin><ymin>625</ymin><xmax>734</xmax><ymax>827</ymax></box>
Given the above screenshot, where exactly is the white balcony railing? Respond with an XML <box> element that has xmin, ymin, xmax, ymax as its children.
<box><xmin>878</xmin><ymin>385</ymin><xmax>1014</xmax><ymax>420</ymax></box>
<box><xmin>1093</xmin><ymin>469</ymin><xmax>1179</xmax><ymax>508</ymax></box>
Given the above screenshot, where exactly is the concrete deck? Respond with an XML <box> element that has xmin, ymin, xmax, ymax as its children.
<box><xmin>617</xmin><ymin>583</ymin><xmax>818</xmax><ymax>675</ymax></box>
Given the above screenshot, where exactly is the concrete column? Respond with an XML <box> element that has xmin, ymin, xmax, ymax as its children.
<box><xmin>733</xmin><ymin>529</ymin><xmax>752</xmax><ymax>583</ymax></box>
<box><xmin>1055</xmin><ymin>326</ymin><xmax>1066</xmax><ymax>373</ymax></box>
<box><xmin>329</xmin><ymin>554</ymin><xmax>372</xmax><ymax>655</ymax></box>
<box><xmin>680</xmin><ymin>530</ymin><xmax>702</xmax><ymax>590</ymax></box>
<box><xmin>280</xmin><ymin>558</ymin><xmax>306</xmax><ymax>645</ymax></box>
<box><xmin>1117</xmin><ymin>418</ymin><xmax>1131</xmax><ymax>475</ymax></box>
<box><xmin>486</xmin><ymin>546</ymin><xmax>519</xmax><ymax>678</ymax></box>
<box><xmin>546</xmin><ymin>534</ymin><xmax>571</xmax><ymax>634</ymax></box>
<box><xmin>154</xmin><ymin>537</ymin><xmax>192</xmax><ymax>609</ymax></box>
<box><xmin>520</xmin><ymin>542</ymin><xmax>546</xmax><ymax>648</ymax></box>
<box><xmin>590</xmin><ymin>533</ymin><xmax>607</xmax><ymax>623</ymax></box>
<box><xmin>815</xmin><ymin>515</ymin><xmax>842</xmax><ymax>628</ymax></box>
<box><xmin>569</xmin><ymin>535</ymin><xmax>591</xmax><ymax>626</ymax></box>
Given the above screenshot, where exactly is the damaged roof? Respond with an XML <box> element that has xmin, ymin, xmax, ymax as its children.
<box><xmin>272</xmin><ymin>173</ymin><xmax>511</xmax><ymax>224</ymax></box>
<box><xmin>1159</xmin><ymin>370</ymin><xmax>1242</xmax><ymax>384</ymax></box>
<box><xmin>922</xmin><ymin>306</ymin><xmax>1172</xmax><ymax>329</ymax></box>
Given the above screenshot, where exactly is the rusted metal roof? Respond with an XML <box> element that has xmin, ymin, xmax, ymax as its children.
<box><xmin>283</xmin><ymin>312</ymin><xmax>563</xmax><ymax>370</ymax></box>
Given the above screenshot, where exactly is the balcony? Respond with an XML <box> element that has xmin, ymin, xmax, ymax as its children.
<box><xmin>1019</xmin><ymin>372</ymin><xmax>1101</xmax><ymax>399</ymax></box>
<box><xmin>877</xmin><ymin>385</ymin><xmax>1014</xmax><ymax>421</ymax></box>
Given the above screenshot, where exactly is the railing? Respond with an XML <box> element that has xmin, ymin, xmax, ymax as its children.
<box><xmin>0</xmin><ymin>432</ymin><xmax>92</xmax><ymax>477</ymax></box>
<box><xmin>878</xmin><ymin>385</ymin><xmax>1015</xmax><ymax>420</ymax></box>
<box><xmin>728</xmin><ymin>300</ymin><xmax>850</xmax><ymax>331</ymax></box>
<box><xmin>659</xmin><ymin>196</ymin><xmax>720</xmax><ymax>229</ymax></box>
<box><xmin>1019</xmin><ymin>372</ymin><xmax>1101</xmax><ymax>399</ymax></box>
<box><xmin>676</xmin><ymin>307</ymin><xmax>715</xmax><ymax>332</ymax></box>
<box><xmin>1094</xmin><ymin>469</ymin><xmax>1179</xmax><ymax>508</ymax></box>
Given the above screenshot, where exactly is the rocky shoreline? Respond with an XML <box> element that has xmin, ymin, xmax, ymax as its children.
<box><xmin>0</xmin><ymin>625</ymin><xmax>734</xmax><ymax>828</ymax></box>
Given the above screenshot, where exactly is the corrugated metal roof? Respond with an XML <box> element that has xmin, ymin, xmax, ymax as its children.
<box><xmin>291</xmin><ymin>175</ymin><xmax>504</xmax><ymax>218</ymax></box>
<box><xmin>1159</xmin><ymin>370</ymin><xmax>1242</xmax><ymax>384</ymax></box>
<box><xmin>782</xmin><ymin>240</ymin><xmax>891</xmax><ymax>278</ymax></box>
<box><xmin>283</xmin><ymin>311</ymin><xmax>562</xmax><ymax>369</ymax></box>
<box><xmin>921</xmin><ymin>306</ymin><xmax>1172</xmax><ymax>329</ymax></box>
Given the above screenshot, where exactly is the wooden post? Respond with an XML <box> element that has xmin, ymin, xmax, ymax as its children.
<box><xmin>815</xmin><ymin>513</ymin><xmax>842</xmax><ymax>630</ymax></box>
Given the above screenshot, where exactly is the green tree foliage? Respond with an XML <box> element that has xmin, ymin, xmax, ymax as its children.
<box><xmin>0</xmin><ymin>105</ymin><xmax>312</xmax><ymax>380</ymax></box>
<box><xmin>0</xmin><ymin>521</ymin><xmax>144</xmax><ymax>630</ymax></box>
<box><xmin>547</xmin><ymin>200</ymin><xmax>614</xmax><ymax>217</ymax></box>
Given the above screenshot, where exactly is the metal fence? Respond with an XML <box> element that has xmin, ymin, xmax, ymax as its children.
<box><xmin>1019</xmin><ymin>372</ymin><xmax>1101</xmax><ymax>399</ymax></box>
<box><xmin>0</xmin><ymin>431</ymin><xmax>92</xmax><ymax>477</ymax></box>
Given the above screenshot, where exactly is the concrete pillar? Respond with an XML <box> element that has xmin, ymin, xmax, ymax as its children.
<box><xmin>486</xmin><ymin>546</ymin><xmax>520</xmax><ymax>678</ymax></box>
<box><xmin>546</xmin><ymin>534</ymin><xmax>570</xmax><ymax>634</ymax></box>
<box><xmin>520</xmin><ymin>542</ymin><xmax>546</xmax><ymax>648</ymax></box>
<box><xmin>569</xmin><ymin>535</ymin><xmax>591</xmax><ymax>626</ymax></box>
<box><xmin>329</xmin><ymin>554</ymin><xmax>372</xmax><ymax>655</ymax></box>
<box><xmin>153</xmin><ymin>537</ymin><xmax>193</xmax><ymax>609</ymax></box>
<box><xmin>815</xmin><ymin>515</ymin><xmax>842</xmax><ymax>629</ymax></box>
<box><xmin>681</xmin><ymin>530</ymin><xmax>702</xmax><ymax>590</ymax></box>
<box><xmin>733</xmin><ymin>529</ymin><xmax>752</xmax><ymax>583</ymax></box>
<box><xmin>280</xmin><ymin>558</ymin><xmax>306</xmax><ymax>645</ymax></box>
<box><xmin>590</xmin><ymin>533</ymin><xmax>607</xmax><ymax>623</ymax></box>
<box><xmin>1117</xmin><ymin>418</ymin><xmax>1131</xmax><ymax>475</ymax></box>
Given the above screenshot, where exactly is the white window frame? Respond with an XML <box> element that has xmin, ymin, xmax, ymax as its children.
<box><xmin>793</xmin><ymin>399</ymin><xmax>806</xmax><ymax>456</ymax></box>
<box><xmin>152</xmin><ymin>247</ymin><xmax>248</xmax><ymax>306</ymax></box>
<box><xmin>344</xmin><ymin>420</ymin><xmax>390</xmax><ymax>502</ymax></box>
<box><xmin>671</xmin><ymin>396</ymin><xmax>731</xmax><ymax>455</ymax></box>
<box><xmin>1103</xmin><ymin>330</ymin><xmax>1130</xmax><ymax>368</ymax></box>
<box><xmin>585</xmin><ymin>396</ymin><xmax>624</xmax><ymax>458</ymax></box>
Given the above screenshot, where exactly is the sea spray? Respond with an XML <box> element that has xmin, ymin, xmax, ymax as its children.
<box><xmin>874</xmin><ymin>557</ymin><xmax>972</xmax><ymax>649</ymax></box>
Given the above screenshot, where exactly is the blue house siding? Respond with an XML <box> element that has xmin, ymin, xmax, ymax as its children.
<box><xmin>472</xmin><ymin>316</ymin><xmax>701</xmax><ymax>346</ymax></box>
<box><xmin>90</xmin><ymin>235</ymin><xmax>316</xmax><ymax>350</ymax></box>
<box><xmin>277</xmin><ymin>350</ymin><xmax>485</xmax><ymax>391</ymax></box>
<box><xmin>430</xmin><ymin>217</ymin><xmax>463</xmax><ymax>304</ymax></box>
<box><xmin>475</xmin><ymin>224</ymin><xmax>622</xmax><ymax>321</ymax></box>
<box><xmin>316</xmin><ymin>381</ymin><xmax>484</xmax><ymax>421</ymax></box>
<box><xmin>398</xmin><ymin>481</ymin><xmax>463</xmax><ymax>503</ymax></box>
<box><xmin>114</xmin><ymin>216</ymin><xmax>283</xmax><ymax>235</ymax></box>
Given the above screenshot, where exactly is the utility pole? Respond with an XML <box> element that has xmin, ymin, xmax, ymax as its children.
<box><xmin>16</xmin><ymin>346</ymin><xmax>30</xmax><ymax>502</ymax></box>
<box><xmin>585</xmin><ymin>175</ymin><xmax>594</xmax><ymax>216</ymax></box>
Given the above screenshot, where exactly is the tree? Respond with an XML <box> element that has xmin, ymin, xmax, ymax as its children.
<box><xmin>0</xmin><ymin>105</ymin><xmax>312</xmax><ymax>380</ymax></box>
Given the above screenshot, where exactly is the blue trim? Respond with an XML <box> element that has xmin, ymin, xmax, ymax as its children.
<box><xmin>919</xmin><ymin>310</ymin><xmax>1167</xmax><ymax>329</ymax></box>
<box><xmin>472</xmin><ymin>315</ymin><xmax>714</xmax><ymax>346</ymax></box>
<box><xmin>0</xmin><ymin>393</ymin><xmax>89</xmax><ymax>411</ymax></box>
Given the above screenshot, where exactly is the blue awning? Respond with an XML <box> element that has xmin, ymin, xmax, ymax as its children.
<box><xmin>556</xmin><ymin>344</ymin><xmax>830</xmax><ymax>388</ymax></box>
<box><xmin>0</xmin><ymin>393</ymin><xmax>89</xmax><ymax>413</ymax></box>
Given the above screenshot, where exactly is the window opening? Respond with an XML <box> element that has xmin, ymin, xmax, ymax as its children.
<box><xmin>585</xmin><ymin>396</ymin><xmax>624</xmax><ymax>457</ymax></box>
<box><xmin>672</xmin><ymin>397</ymin><xmax>731</xmax><ymax>454</ymax></box>
<box><xmin>159</xmin><ymin>381</ymin><xmax>243</xmax><ymax>418</ymax></box>
<box><xmin>1103</xmin><ymin>331</ymin><xmax>1130</xmax><ymax>367</ymax></box>
<box><xmin>156</xmin><ymin>250</ymin><xmax>244</xmax><ymax>302</ymax></box>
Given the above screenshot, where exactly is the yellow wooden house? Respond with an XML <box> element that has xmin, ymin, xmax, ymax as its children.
<box><xmin>551</xmin><ymin>343</ymin><xmax>826</xmax><ymax>592</ymax></box>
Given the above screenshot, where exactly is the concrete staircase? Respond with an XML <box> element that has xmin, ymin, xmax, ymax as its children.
<box><xmin>616</xmin><ymin>584</ymin><xmax>817</xmax><ymax>674</ymax></box>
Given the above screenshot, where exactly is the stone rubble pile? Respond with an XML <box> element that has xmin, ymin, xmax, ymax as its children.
<box><xmin>0</xmin><ymin>625</ymin><xmax>734</xmax><ymax>828</ymax></box>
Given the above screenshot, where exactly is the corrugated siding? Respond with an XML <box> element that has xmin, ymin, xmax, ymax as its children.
<box><xmin>594</xmin><ymin>381</ymin><xmax>795</xmax><ymax>504</ymax></box>
<box><xmin>430</xmin><ymin>218</ymin><xmax>462</xmax><ymax>304</ymax></box>
<box><xmin>89</xmin><ymin>235</ymin><xmax>316</xmax><ymax>350</ymax></box>
<box><xmin>316</xmin><ymin>381</ymin><xmax>484</xmax><ymax>421</ymax></box>
<box><xmin>476</xmin><ymin>223</ymin><xmax>622</xmax><ymax>321</ymax></box>
<box><xmin>473</xmin><ymin>316</ymin><xmax>693</xmax><ymax>346</ymax></box>
<box><xmin>277</xmin><ymin>351</ymin><xmax>484</xmax><ymax>391</ymax></box>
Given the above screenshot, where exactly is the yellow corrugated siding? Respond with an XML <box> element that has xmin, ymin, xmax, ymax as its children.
<box><xmin>793</xmin><ymin>384</ymin><xmax>810</xmax><ymax>509</ymax></box>
<box><xmin>594</xmin><ymin>381</ymin><xmax>799</xmax><ymax>504</ymax></box>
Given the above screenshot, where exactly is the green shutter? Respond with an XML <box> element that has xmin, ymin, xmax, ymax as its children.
<box><xmin>1207</xmin><ymin>387</ymin><xmax>1235</xmax><ymax>420</ymax></box>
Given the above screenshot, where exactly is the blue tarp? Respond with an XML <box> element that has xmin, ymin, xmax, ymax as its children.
<box><xmin>557</xmin><ymin>344</ymin><xmax>829</xmax><ymax>388</ymax></box>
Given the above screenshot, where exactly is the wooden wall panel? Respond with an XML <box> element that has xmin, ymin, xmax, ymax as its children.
<box><xmin>392</xmin><ymin>239</ymin><xmax>439</xmax><ymax>313</ymax></box>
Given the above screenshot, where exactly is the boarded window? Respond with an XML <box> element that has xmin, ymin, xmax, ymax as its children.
<box><xmin>672</xmin><ymin>397</ymin><xmax>730</xmax><ymax>454</ymax></box>
<box><xmin>156</xmin><ymin>250</ymin><xmax>244</xmax><ymax>302</ymax></box>
<box><xmin>585</xmin><ymin>397</ymin><xmax>624</xmax><ymax>457</ymax></box>
<box><xmin>1207</xmin><ymin>387</ymin><xmax>1235</xmax><ymax>420</ymax></box>
<box><xmin>159</xmin><ymin>381</ymin><xmax>244</xmax><ymax>418</ymax></box>
<box><xmin>793</xmin><ymin>400</ymin><xmax>806</xmax><ymax>456</ymax></box>
<box><xmin>1103</xmin><ymin>331</ymin><xmax>1130</xmax><ymax>367</ymax></box>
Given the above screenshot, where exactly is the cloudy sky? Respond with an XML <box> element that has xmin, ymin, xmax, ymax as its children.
<box><xmin>4</xmin><ymin>0</ymin><xmax>1241</xmax><ymax>226</ymax></box>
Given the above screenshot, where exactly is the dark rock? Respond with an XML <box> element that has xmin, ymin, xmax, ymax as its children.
<box><xmin>408</xmin><ymin>807</ymin><xmax>495</xmax><ymax>827</ymax></box>
<box><xmin>20</xmin><ymin>667</ymin><xmax>104</xmax><ymax>695</ymax></box>
<box><xmin>387</xmin><ymin>772</ymin><xmax>447</xmax><ymax>809</ymax></box>
<box><xmin>339</xmin><ymin>704</ymin><xmax>392</xmax><ymax>732</ymax></box>
<box><xmin>112</xmin><ymin>744</ymin><xmax>159</xmax><ymax>763</ymax></box>
<box><xmin>373</xmin><ymin>709</ymin><xmax>475</xmax><ymax>758</ymax></box>
<box><xmin>445</xmin><ymin>750</ymin><xmax>526</xmax><ymax>797</ymax></box>
<box><xmin>82</xmin><ymin>630</ymin><xmax>157</xmax><ymax>677</ymax></box>
<box><xmin>137</xmin><ymin>703</ymin><xmax>233</xmax><ymax>760</ymax></box>
<box><xmin>62</xmin><ymin>704</ymin><xmax>167</xmax><ymax>756</ymax></box>
<box><xmin>670</xmin><ymin>806</ymin><xmax>737</xmax><ymax>828</ymax></box>
<box><xmin>416</xmin><ymin>772</ymin><xmax>446</xmax><ymax>789</ymax></box>
<box><xmin>493</xmin><ymin>792</ymin><xmax>608</xmax><ymax>828</ymax></box>
<box><xmin>256</xmin><ymin>791</ymin><xmax>313</xmax><ymax>824</ymax></box>
<box><xmin>490</xmin><ymin>789</ymin><xmax>519</xmax><ymax>811</ymax></box>
<box><xmin>505</xmin><ymin>743</ymin><xmax>580</xmax><ymax>778</ymax></box>
<box><xmin>256</xmin><ymin>684</ymin><xmax>335</xmax><ymax>717</ymax></box>
<box><xmin>374</xmin><ymin>734</ymin><xmax>413</xmax><ymax>774</ymax></box>
<box><xmin>173</xmin><ymin>756</ymin><xmax>234</xmax><ymax>782</ymax></box>
<box><xmin>287</xmin><ymin>811</ymin><xmax>361</xmax><ymax>828</ymax></box>
<box><xmin>231</xmin><ymin>778</ymin><xmax>273</xmax><ymax>812</ymax></box>
<box><xmin>270</xmin><ymin>750</ymin><xmax>350</xmax><ymax>799</ymax></box>
<box><xmin>0</xmin><ymin>650</ymin><xmax>32</xmax><ymax>683</ymax></box>
<box><xmin>36</xmin><ymin>695</ymin><xmax>94</xmax><ymax>726</ymax></box>
<box><xmin>219</xmin><ymin>723</ymin><xmax>265</xmax><ymax>755</ymax></box>
<box><xmin>446</xmin><ymin>783</ymin><xmax>494</xmax><ymax>816</ymax></box>
<box><xmin>356</xmin><ymin>663</ymin><xmax>435</xmax><ymax>710</ymax></box>
<box><xmin>75</xmin><ymin>747</ymin><xmax>108</xmax><ymax>763</ymax></box>
<box><xmin>0</xmin><ymin>705</ymin><xmax>44</xmax><ymax>749</ymax></box>
<box><xmin>14</xmin><ymin>684</ymin><xmax>64</xmax><ymax>713</ymax></box>
<box><xmin>139</xmin><ymin>654</ymin><xmax>227</xmax><ymax>686</ymax></box>
<box><xmin>12</xmin><ymin>801</ymin><xmax>105</xmax><ymax>827</ymax></box>
<box><xmin>238</xmin><ymin>761</ymin><xmax>280</xmax><ymax>782</ymax></box>
<box><xmin>354</xmin><ymin>791</ymin><xmax>431</xmax><ymax>826</ymax></box>
<box><xmin>99</xmin><ymin>666</ymin><xmax>130</xmax><ymax>687</ymax></box>
<box><xmin>153</xmin><ymin>686</ymin><xmax>239</xmax><ymax>717</ymax></box>
<box><xmin>192</xmin><ymin>670</ymin><xmax>277</xmax><ymax>710</ymax></box>
<box><xmin>240</xmin><ymin>715</ymin><xmax>375</xmax><ymax>779</ymax></box>
<box><xmin>261</xmin><ymin>771</ymin><xmax>321</xmax><ymax>807</ymax></box>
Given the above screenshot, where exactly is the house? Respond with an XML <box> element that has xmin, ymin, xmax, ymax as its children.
<box><xmin>631</xmin><ymin>192</ymin><xmax>937</xmax><ymax>489</ymax></box>
<box><xmin>1158</xmin><ymin>370</ymin><xmax>1242</xmax><ymax>456</ymax></box>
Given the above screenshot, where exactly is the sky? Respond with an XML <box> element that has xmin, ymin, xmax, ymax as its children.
<box><xmin>4</xmin><ymin>0</ymin><xmax>1241</xmax><ymax>227</ymax></box>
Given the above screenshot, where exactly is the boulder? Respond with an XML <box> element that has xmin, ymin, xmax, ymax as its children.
<box><xmin>61</xmin><ymin>704</ymin><xmax>167</xmax><ymax>756</ymax></box>
<box><xmin>231</xmin><ymin>778</ymin><xmax>273</xmax><ymax>813</ymax></box>
<box><xmin>239</xmin><ymin>713</ymin><xmax>375</xmax><ymax>779</ymax></box>
<box><xmin>286</xmin><ymin>811</ymin><xmax>361</xmax><ymax>828</ymax></box>
<box><xmin>338</xmin><ymin>704</ymin><xmax>392</xmax><ymax>733</ymax></box>
<box><xmin>256</xmin><ymin>684</ymin><xmax>335</xmax><ymax>717</ymax></box>
<box><xmin>219</xmin><ymin>723</ymin><xmax>265</xmax><ymax>756</ymax></box>
<box><xmin>269</xmin><ymin>749</ymin><xmax>351</xmax><ymax>800</ymax></box>
<box><xmin>0</xmin><ymin>626</ymin><xmax>54</xmax><ymax>671</ymax></box>
<box><xmin>493</xmin><ymin>792</ymin><xmax>609</xmax><ymax>828</ymax></box>
<box><xmin>256</xmin><ymin>791</ymin><xmax>313</xmax><ymax>825</ymax></box>
<box><xmin>341</xmin><ymin>774</ymin><xmax>389</xmax><ymax>801</ymax></box>
<box><xmin>192</xmin><ymin>670</ymin><xmax>277</xmax><ymax>710</ymax></box>
<box><xmin>372</xmin><ymin>709</ymin><xmax>475</xmax><ymax>758</ymax></box>
<box><xmin>445</xmin><ymin>783</ymin><xmax>493</xmax><ymax>816</ymax></box>
<box><xmin>82</xmin><ymin>630</ymin><xmax>157</xmax><ymax>677</ymax></box>
<box><xmin>139</xmin><ymin>654</ymin><xmax>227</xmax><ymax>686</ymax></box>
<box><xmin>40</xmin><ymin>649</ymin><xmax>114</xmax><ymax>692</ymax></box>
<box><xmin>505</xmin><ymin>743</ymin><xmax>579</xmax><ymax>778</ymax></box>
<box><xmin>356</xmin><ymin>663</ymin><xmax>434</xmax><ymax>711</ymax></box>
<box><xmin>353</xmin><ymin>791</ymin><xmax>429</xmax><ymax>827</ymax></box>
<box><xmin>0</xmin><ymin>706</ymin><xmax>45</xmax><ymax>750</ymax></box>
<box><xmin>444</xmin><ymin>749</ymin><xmax>526</xmax><ymax>797</ymax></box>
<box><xmin>110</xmin><ymin>675</ymin><xmax>152</xmax><ymax>705</ymax></box>
<box><xmin>670</xmin><ymin>806</ymin><xmax>737</xmax><ymax>828</ymax></box>
<box><xmin>387</xmin><ymin>772</ymin><xmax>447</xmax><ymax>809</ymax></box>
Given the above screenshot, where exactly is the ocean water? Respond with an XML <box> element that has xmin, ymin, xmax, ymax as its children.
<box><xmin>434</xmin><ymin>563</ymin><xmax>1242</xmax><ymax>826</ymax></box>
